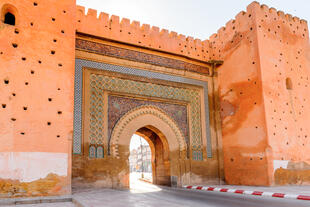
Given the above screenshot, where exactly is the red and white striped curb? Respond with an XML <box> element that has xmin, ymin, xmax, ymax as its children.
<box><xmin>183</xmin><ymin>186</ymin><xmax>310</xmax><ymax>201</ymax></box>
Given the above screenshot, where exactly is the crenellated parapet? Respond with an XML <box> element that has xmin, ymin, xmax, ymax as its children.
<box><xmin>209</xmin><ymin>1</ymin><xmax>309</xmax><ymax>60</ymax></box>
<box><xmin>254</xmin><ymin>3</ymin><xmax>308</xmax><ymax>35</ymax></box>
<box><xmin>76</xmin><ymin>2</ymin><xmax>309</xmax><ymax>63</ymax></box>
<box><xmin>76</xmin><ymin>5</ymin><xmax>212</xmax><ymax>62</ymax></box>
<box><xmin>209</xmin><ymin>3</ymin><xmax>256</xmax><ymax>60</ymax></box>
<box><xmin>253</xmin><ymin>2</ymin><xmax>309</xmax><ymax>46</ymax></box>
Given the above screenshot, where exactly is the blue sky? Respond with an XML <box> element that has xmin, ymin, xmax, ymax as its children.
<box><xmin>76</xmin><ymin>0</ymin><xmax>310</xmax><ymax>40</ymax></box>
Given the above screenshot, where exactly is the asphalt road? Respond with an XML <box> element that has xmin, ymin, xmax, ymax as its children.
<box><xmin>72</xmin><ymin>173</ymin><xmax>310</xmax><ymax>207</ymax></box>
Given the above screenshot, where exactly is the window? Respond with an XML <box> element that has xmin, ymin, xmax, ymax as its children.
<box><xmin>286</xmin><ymin>78</ymin><xmax>292</xmax><ymax>90</ymax></box>
<box><xmin>4</xmin><ymin>12</ymin><xmax>15</xmax><ymax>25</ymax></box>
<box><xmin>2</xmin><ymin>4</ymin><xmax>18</xmax><ymax>26</ymax></box>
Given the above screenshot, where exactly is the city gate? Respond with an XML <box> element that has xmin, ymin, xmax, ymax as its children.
<box><xmin>71</xmin><ymin>36</ymin><xmax>220</xmax><ymax>188</ymax></box>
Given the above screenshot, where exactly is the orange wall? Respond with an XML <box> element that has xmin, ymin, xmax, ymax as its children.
<box><xmin>0</xmin><ymin>0</ymin><xmax>76</xmax><ymax>197</ymax></box>
<box><xmin>211</xmin><ymin>1</ymin><xmax>310</xmax><ymax>185</ymax></box>
<box><xmin>254</xmin><ymin>3</ymin><xmax>310</xmax><ymax>185</ymax></box>
<box><xmin>210</xmin><ymin>2</ymin><xmax>271</xmax><ymax>185</ymax></box>
<box><xmin>0</xmin><ymin>0</ymin><xmax>75</xmax><ymax>153</ymax></box>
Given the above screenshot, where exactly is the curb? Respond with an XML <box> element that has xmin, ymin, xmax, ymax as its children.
<box><xmin>0</xmin><ymin>195</ymin><xmax>72</xmax><ymax>206</ymax></box>
<box><xmin>183</xmin><ymin>186</ymin><xmax>310</xmax><ymax>201</ymax></box>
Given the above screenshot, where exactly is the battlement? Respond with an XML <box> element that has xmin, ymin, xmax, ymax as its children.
<box><xmin>209</xmin><ymin>1</ymin><xmax>309</xmax><ymax>60</ymax></box>
<box><xmin>252</xmin><ymin>2</ymin><xmax>308</xmax><ymax>37</ymax></box>
<box><xmin>76</xmin><ymin>5</ymin><xmax>212</xmax><ymax>62</ymax></box>
<box><xmin>257</xmin><ymin>3</ymin><xmax>307</xmax><ymax>24</ymax></box>
<box><xmin>208</xmin><ymin>3</ymin><xmax>257</xmax><ymax>60</ymax></box>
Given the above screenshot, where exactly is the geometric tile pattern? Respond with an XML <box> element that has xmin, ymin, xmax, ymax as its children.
<box><xmin>89</xmin><ymin>145</ymin><xmax>96</xmax><ymax>158</ymax></box>
<box><xmin>97</xmin><ymin>146</ymin><xmax>104</xmax><ymax>158</ymax></box>
<box><xmin>73</xmin><ymin>60</ymin><xmax>83</xmax><ymax>154</ymax></box>
<box><xmin>89</xmin><ymin>79</ymin><xmax>104</xmax><ymax>145</ymax></box>
<box><xmin>90</xmin><ymin>73</ymin><xmax>203</xmax><ymax>160</ymax></box>
<box><xmin>88</xmin><ymin>79</ymin><xmax>105</xmax><ymax>159</ymax></box>
<box><xmin>76</xmin><ymin>39</ymin><xmax>210</xmax><ymax>75</ymax></box>
<box><xmin>74</xmin><ymin>59</ymin><xmax>212</xmax><ymax>159</ymax></box>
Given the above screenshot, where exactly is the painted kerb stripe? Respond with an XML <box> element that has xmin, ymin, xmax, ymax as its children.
<box><xmin>183</xmin><ymin>186</ymin><xmax>310</xmax><ymax>201</ymax></box>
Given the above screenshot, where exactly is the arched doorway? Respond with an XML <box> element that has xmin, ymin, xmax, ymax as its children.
<box><xmin>110</xmin><ymin>106</ymin><xmax>188</xmax><ymax>189</ymax></box>
<box><xmin>129</xmin><ymin>134</ymin><xmax>153</xmax><ymax>185</ymax></box>
<box><xmin>130</xmin><ymin>127</ymin><xmax>172</xmax><ymax>187</ymax></box>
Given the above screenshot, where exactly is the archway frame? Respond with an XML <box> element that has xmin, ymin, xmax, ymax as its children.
<box><xmin>109</xmin><ymin>105</ymin><xmax>188</xmax><ymax>187</ymax></box>
<box><xmin>110</xmin><ymin>105</ymin><xmax>187</xmax><ymax>159</ymax></box>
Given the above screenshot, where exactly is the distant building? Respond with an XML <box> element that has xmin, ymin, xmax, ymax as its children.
<box><xmin>129</xmin><ymin>145</ymin><xmax>152</xmax><ymax>173</ymax></box>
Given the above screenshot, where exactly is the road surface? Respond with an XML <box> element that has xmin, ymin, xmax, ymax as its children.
<box><xmin>3</xmin><ymin>173</ymin><xmax>309</xmax><ymax>207</ymax></box>
<box><xmin>72</xmin><ymin>173</ymin><xmax>310</xmax><ymax>207</ymax></box>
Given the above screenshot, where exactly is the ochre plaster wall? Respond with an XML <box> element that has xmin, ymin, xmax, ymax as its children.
<box><xmin>253</xmin><ymin>3</ymin><xmax>310</xmax><ymax>185</ymax></box>
<box><xmin>210</xmin><ymin>2</ymin><xmax>270</xmax><ymax>186</ymax></box>
<box><xmin>211</xmin><ymin>1</ymin><xmax>310</xmax><ymax>186</ymax></box>
<box><xmin>0</xmin><ymin>0</ymin><xmax>76</xmax><ymax>197</ymax></box>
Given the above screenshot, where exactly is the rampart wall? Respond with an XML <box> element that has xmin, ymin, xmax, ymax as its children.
<box><xmin>211</xmin><ymin>1</ymin><xmax>310</xmax><ymax>185</ymax></box>
<box><xmin>0</xmin><ymin>0</ymin><xmax>76</xmax><ymax>197</ymax></box>
<box><xmin>210</xmin><ymin>2</ymin><xmax>271</xmax><ymax>185</ymax></box>
<box><xmin>253</xmin><ymin>2</ymin><xmax>310</xmax><ymax>185</ymax></box>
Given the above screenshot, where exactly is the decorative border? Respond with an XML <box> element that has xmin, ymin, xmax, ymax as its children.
<box><xmin>88</xmin><ymin>145</ymin><xmax>104</xmax><ymax>158</ymax></box>
<box><xmin>76</xmin><ymin>39</ymin><xmax>210</xmax><ymax>75</ymax></box>
<box><xmin>89</xmin><ymin>78</ymin><xmax>104</xmax><ymax>146</ymax></box>
<box><xmin>110</xmin><ymin>105</ymin><xmax>187</xmax><ymax>159</ymax></box>
<box><xmin>74</xmin><ymin>59</ymin><xmax>213</xmax><ymax>158</ymax></box>
<box><xmin>90</xmin><ymin>73</ymin><xmax>201</xmax><ymax>159</ymax></box>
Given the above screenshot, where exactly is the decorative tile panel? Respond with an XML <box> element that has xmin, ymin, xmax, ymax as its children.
<box><xmin>96</xmin><ymin>146</ymin><xmax>104</xmax><ymax>158</ymax></box>
<box><xmin>90</xmin><ymin>73</ymin><xmax>202</xmax><ymax>156</ymax></box>
<box><xmin>76</xmin><ymin>39</ymin><xmax>211</xmax><ymax>75</ymax></box>
<box><xmin>89</xmin><ymin>79</ymin><xmax>104</xmax><ymax>146</ymax></box>
<box><xmin>89</xmin><ymin>145</ymin><xmax>96</xmax><ymax>158</ymax></box>
<box><xmin>74</xmin><ymin>59</ymin><xmax>213</xmax><ymax>159</ymax></box>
